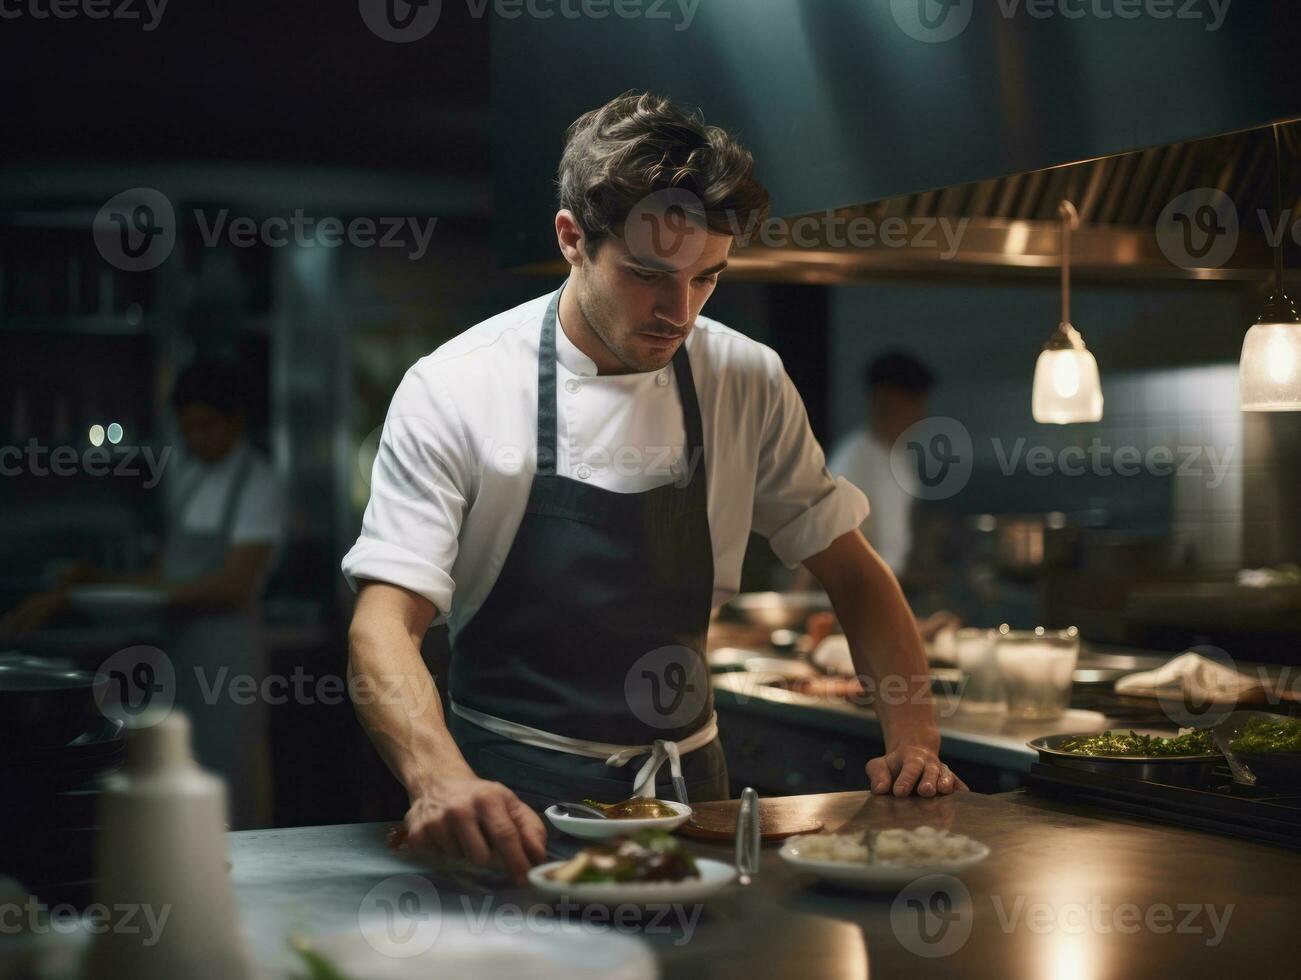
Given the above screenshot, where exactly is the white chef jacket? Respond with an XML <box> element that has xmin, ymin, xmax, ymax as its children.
<box><xmin>342</xmin><ymin>290</ymin><xmax>870</xmax><ymax>634</ymax></box>
<box><xmin>166</xmin><ymin>441</ymin><xmax>285</xmax><ymax>548</ymax></box>
<box><xmin>826</xmin><ymin>428</ymin><xmax>916</xmax><ymax>574</ymax></box>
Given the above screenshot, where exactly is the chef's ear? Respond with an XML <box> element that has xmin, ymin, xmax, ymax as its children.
<box><xmin>555</xmin><ymin>210</ymin><xmax>589</xmax><ymax>267</ymax></box>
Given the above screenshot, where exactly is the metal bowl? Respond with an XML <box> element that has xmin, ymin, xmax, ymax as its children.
<box><xmin>1027</xmin><ymin>732</ymin><xmax>1223</xmax><ymax>785</ymax></box>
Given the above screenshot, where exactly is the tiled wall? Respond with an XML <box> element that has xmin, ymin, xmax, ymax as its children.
<box><xmin>828</xmin><ymin>281</ymin><xmax>1258</xmax><ymax>571</ymax></box>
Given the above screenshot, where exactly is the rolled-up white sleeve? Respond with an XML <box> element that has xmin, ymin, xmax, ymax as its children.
<box><xmin>750</xmin><ymin>362</ymin><xmax>870</xmax><ymax>568</ymax></box>
<box><xmin>341</xmin><ymin>364</ymin><xmax>475</xmax><ymax>624</ymax></box>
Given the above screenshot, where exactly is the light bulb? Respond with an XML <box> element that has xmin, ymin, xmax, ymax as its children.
<box><xmin>1052</xmin><ymin>354</ymin><xmax>1081</xmax><ymax>398</ymax></box>
<box><xmin>1241</xmin><ymin>318</ymin><xmax>1301</xmax><ymax>411</ymax></box>
<box><xmin>1033</xmin><ymin>345</ymin><xmax>1103</xmax><ymax>424</ymax></box>
<box><xmin>1267</xmin><ymin>332</ymin><xmax>1296</xmax><ymax>385</ymax></box>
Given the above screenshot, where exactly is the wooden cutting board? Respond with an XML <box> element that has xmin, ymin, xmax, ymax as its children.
<box><xmin>680</xmin><ymin>795</ymin><xmax>825</xmax><ymax>841</ymax></box>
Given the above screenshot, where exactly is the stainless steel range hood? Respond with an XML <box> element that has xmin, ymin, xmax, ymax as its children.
<box><xmin>717</xmin><ymin>124</ymin><xmax>1301</xmax><ymax>285</ymax></box>
<box><xmin>493</xmin><ymin>0</ymin><xmax>1301</xmax><ymax>283</ymax></box>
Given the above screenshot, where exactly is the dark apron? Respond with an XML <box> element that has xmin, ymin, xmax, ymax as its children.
<box><xmin>447</xmin><ymin>285</ymin><xmax>727</xmax><ymax>811</ymax></box>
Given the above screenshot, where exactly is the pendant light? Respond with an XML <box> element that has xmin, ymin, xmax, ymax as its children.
<box><xmin>1240</xmin><ymin>124</ymin><xmax>1301</xmax><ymax>412</ymax></box>
<box><xmin>1032</xmin><ymin>200</ymin><xmax>1104</xmax><ymax>424</ymax></box>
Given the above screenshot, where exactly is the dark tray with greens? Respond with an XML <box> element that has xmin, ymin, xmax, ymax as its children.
<box><xmin>1228</xmin><ymin>715</ymin><xmax>1301</xmax><ymax>788</ymax></box>
<box><xmin>1028</xmin><ymin>729</ymin><xmax>1223</xmax><ymax>785</ymax></box>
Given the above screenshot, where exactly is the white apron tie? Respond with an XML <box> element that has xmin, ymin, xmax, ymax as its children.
<box><xmin>449</xmin><ymin>701</ymin><xmax>718</xmax><ymax>802</ymax></box>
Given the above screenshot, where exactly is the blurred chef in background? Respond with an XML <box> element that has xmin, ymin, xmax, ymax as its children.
<box><xmin>1</xmin><ymin>359</ymin><xmax>283</xmax><ymax>827</ymax></box>
<box><xmin>826</xmin><ymin>352</ymin><xmax>958</xmax><ymax>641</ymax></box>
<box><xmin>827</xmin><ymin>352</ymin><xmax>932</xmax><ymax>574</ymax></box>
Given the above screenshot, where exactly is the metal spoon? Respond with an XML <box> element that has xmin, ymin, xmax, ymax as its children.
<box><xmin>553</xmin><ymin>802</ymin><xmax>609</xmax><ymax>819</ymax></box>
<box><xmin>1210</xmin><ymin>724</ymin><xmax>1256</xmax><ymax>786</ymax></box>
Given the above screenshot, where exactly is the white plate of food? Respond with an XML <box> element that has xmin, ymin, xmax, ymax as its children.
<box><xmin>529</xmin><ymin>830</ymin><xmax>735</xmax><ymax>905</ymax></box>
<box><xmin>545</xmin><ymin>799</ymin><xmax>691</xmax><ymax>840</ymax></box>
<box><xmin>779</xmin><ymin>826</ymin><xmax>990</xmax><ymax>890</ymax></box>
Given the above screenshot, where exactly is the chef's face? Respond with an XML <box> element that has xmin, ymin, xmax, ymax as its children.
<box><xmin>178</xmin><ymin>403</ymin><xmax>245</xmax><ymax>463</ymax></box>
<box><xmin>562</xmin><ymin>210</ymin><xmax>732</xmax><ymax>373</ymax></box>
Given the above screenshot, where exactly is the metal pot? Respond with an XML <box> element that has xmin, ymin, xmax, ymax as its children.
<box><xmin>0</xmin><ymin>653</ymin><xmax>108</xmax><ymax>749</ymax></box>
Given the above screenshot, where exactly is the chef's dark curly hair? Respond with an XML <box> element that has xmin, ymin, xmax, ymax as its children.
<box><xmin>558</xmin><ymin>91</ymin><xmax>770</xmax><ymax>257</ymax></box>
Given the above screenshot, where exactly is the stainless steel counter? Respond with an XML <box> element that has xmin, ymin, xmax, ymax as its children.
<box><xmin>220</xmin><ymin>790</ymin><xmax>1298</xmax><ymax>978</ymax></box>
<box><xmin>711</xmin><ymin>670</ymin><xmax>1112</xmax><ymax>773</ymax></box>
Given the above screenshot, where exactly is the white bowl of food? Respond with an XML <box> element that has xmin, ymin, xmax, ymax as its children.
<box><xmin>544</xmin><ymin>799</ymin><xmax>691</xmax><ymax>840</ymax></box>
<box><xmin>779</xmin><ymin>826</ymin><xmax>990</xmax><ymax>890</ymax></box>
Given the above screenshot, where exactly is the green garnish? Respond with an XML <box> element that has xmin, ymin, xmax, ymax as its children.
<box><xmin>1057</xmin><ymin>729</ymin><xmax>1215</xmax><ymax>757</ymax></box>
<box><xmin>289</xmin><ymin>934</ymin><xmax>353</xmax><ymax>980</ymax></box>
<box><xmin>1230</xmin><ymin>716</ymin><xmax>1301</xmax><ymax>754</ymax></box>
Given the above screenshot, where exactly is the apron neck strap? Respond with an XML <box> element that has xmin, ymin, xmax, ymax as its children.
<box><xmin>536</xmin><ymin>285</ymin><xmax>704</xmax><ymax>476</ymax></box>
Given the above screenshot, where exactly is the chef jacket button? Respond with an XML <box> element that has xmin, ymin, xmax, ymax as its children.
<box><xmin>656</xmin><ymin>372</ymin><xmax>669</xmax><ymax>387</ymax></box>
<box><xmin>577</xmin><ymin>464</ymin><xmax>592</xmax><ymax>480</ymax></box>
<box><xmin>565</xmin><ymin>379</ymin><xmax>581</xmax><ymax>394</ymax></box>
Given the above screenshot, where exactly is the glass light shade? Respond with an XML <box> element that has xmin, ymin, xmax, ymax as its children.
<box><xmin>1240</xmin><ymin>320</ymin><xmax>1301</xmax><ymax>411</ymax></box>
<box><xmin>1032</xmin><ymin>346</ymin><xmax>1103</xmax><ymax>424</ymax></box>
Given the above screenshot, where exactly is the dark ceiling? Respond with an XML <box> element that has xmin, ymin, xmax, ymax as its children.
<box><xmin>0</xmin><ymin>2</ymin><xmax>490</xmax><ymax>173</ymax></box>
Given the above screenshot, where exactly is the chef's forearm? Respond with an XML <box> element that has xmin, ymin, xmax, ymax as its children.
<box><xmin>347</xmin><ymin>610</ymin><xmax>474</xmax><ymax>797</ymax></box>
<box><xmin>808</xmin><ymin>532</ymin><xmax>938</xmax><ymax>746</ymax></box>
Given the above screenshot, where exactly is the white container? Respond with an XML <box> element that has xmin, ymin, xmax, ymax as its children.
<box><xmin>995</xmin><ymin>626</ymin><xmax>1080</xmax><ymax>720</ymax></box>
<box><xmin>84</xmin><ymin>711</ymin><xmax>252</xmax><ymax>980</ymax></box>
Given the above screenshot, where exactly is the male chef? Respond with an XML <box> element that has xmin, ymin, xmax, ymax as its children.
<box><xmin>343</xmin><ymin>91</ymin><xmax>965</xmax><ymax>883</ymax></box>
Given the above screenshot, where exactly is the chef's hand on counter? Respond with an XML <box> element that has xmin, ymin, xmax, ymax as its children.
<box><xmin>867</xmin><ymin>725</ymin><xmax>968</xmax><ymax>797</ymax></box>
<box><xmin>803</xmin><ymin>529</ymin><xmax>967</xmax><ymax>798</ymax></box>
<box><xmin>401</xmin><ymin>771</ymin><xmax>548</xmax><ymax>884</ymax></box>
<box><xmin>350</xmin><ymin>582</ymin><xmax>547</xmax><ymax>885</ymax></box>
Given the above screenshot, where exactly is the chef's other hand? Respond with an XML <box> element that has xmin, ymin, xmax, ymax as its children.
<box><xmin>866</xmin><ymin>734</ymin><xmax>968</xmax><ymax>798</ymax></box>
<box><xmin>401</xmin><ymin>774</ymin><xmax>548</xmax><ymax>885</ymax></box>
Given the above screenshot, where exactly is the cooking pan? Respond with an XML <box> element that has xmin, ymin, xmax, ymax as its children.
<box><xmin>1027</xmin><ymin>732</ymin><xmax>1223</xmax><ymax>785</ymax></box>
<box><xmin>0</xmin><ymin>653</ymin><xmax>108</xmax><ymax>748</ymax></box>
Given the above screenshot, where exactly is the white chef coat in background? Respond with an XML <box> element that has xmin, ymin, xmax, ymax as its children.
<box><xmin>166</xmin><ymin>441</ymin><xmax>285</xmax><ymax>550</ymax></box>
<box><xmin>342</xmin><ymin>290</ymin><xmax>870</xmax><ymax>634</ymax></box>
<box><xmin>826</xmin><ymin>429</ymin><xmax>916</xmax><ymax>574</ymax></box>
